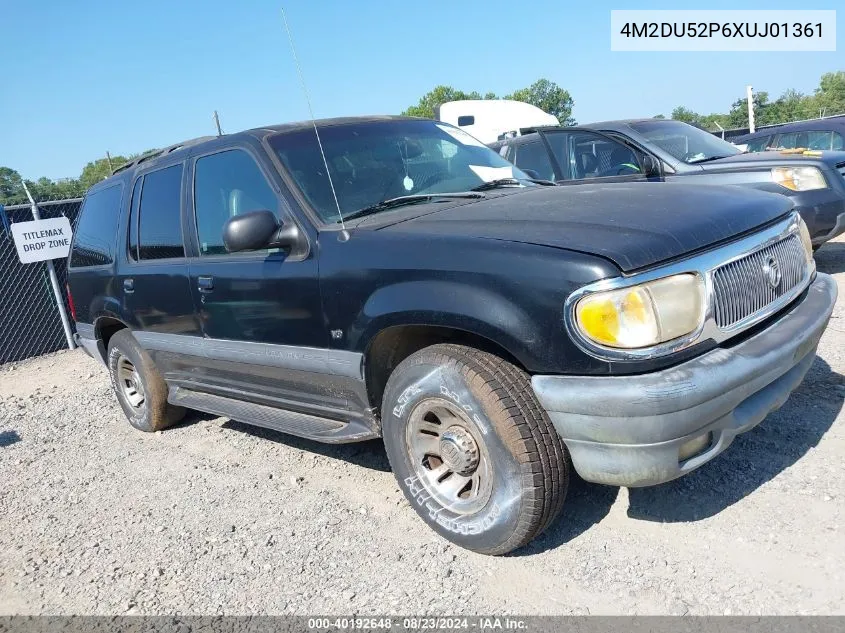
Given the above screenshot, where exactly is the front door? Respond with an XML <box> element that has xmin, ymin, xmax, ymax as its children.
<box><xmin>540</xmin><ymin>130</ymin><xmax>652</xmax><ymax>184</ymax></box>
<box><xmin>183</xmin><ymin>146</ymin><xmax>353</xmax><ymax>416</ymax></box>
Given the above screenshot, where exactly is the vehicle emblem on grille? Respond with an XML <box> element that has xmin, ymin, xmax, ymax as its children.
<box><xmin>762</xmin><ymin>256</ymin><xmax>782</xmax><ymax>289</ymax></box>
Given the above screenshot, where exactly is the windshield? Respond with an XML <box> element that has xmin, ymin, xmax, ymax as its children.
<box><xmin>629</xmin><ymin>120</ymin><xmax>743</xmax><ymax>164</ymax></box>
<box><xmin>269</xmin><ymin>119</ymin><xmax>527</xmax><ymax>223</ymax></box>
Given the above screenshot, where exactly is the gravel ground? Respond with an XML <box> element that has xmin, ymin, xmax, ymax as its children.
<box><xmin>1</xmin><ymin>236</ymin><xmax>844</xmax><ymax>616</ymax></box>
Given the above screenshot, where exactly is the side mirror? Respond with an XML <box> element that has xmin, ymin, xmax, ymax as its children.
<box><xmin>222</xmin><ymin>209</ymin><xmax>300</xmax><ymax>253</ymax></box>
<box><xmin>640</xmin><ymin>154</ymin><xmax>663</xmax><ymax>178</ymax></box>
<box><xmin>521</xmin><ymin>168</ymin><xmax>541</xmax><ymax>180</ymax></box>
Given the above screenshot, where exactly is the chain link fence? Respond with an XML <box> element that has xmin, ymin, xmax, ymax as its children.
<box><xmin>0</xmin><ymin>197</ymin><xmax>83</xmax><ymax>364</ymax></box>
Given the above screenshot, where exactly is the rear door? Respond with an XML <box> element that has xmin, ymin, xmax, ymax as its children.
<box><xmin>118</xmin><ymin>161</ymin><xmax>201</xmax><ymax>378</ymax></box>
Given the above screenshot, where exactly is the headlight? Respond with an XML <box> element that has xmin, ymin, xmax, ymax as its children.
<box><xmin>772</xmin><ymin>166</ymin><xmax>827</xmax><ymax>191</ymax></box>
<box><xmin>574</xmin><ymin>274</ymin><xmax>704</xmax><ymax>349</ymax></box>
<box><xmin>797</xmin><ymin>217</ymin><xmax>815</xmax><ymax>263</ymax></box>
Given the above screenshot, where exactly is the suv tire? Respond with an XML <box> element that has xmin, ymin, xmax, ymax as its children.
<box><xmin>107</xmin><ymin>329</ymin><xmax>185</xmax><ymax>432</ymax></box>
<box><xmin>381</xmin><ymin>344</ymin><xmax>570</xmax><ymax>555</ymax></box>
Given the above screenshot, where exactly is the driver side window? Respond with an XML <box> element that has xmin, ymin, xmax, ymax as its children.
<box><xmin>547</xmin><ymin>131</ymin><xmax>642</xmax><ymax>180</ymax></box>
<box><xmin>193</xmin><ymin>149</ymin><xmax>279</xmax><ymax>256</ymax></box>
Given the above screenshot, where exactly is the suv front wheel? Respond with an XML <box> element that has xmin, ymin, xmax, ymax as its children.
<box><xmin>381</xmin><ymin>344</ymin><xmax>570</xmax><ymax>555</ymax></box>
<box><xmin>107</xmin><ymin>330</ymin><xmax>185</xmax><ymax>432</ymax></box>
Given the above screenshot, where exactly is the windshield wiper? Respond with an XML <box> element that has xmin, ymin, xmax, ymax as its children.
<box><xmin>470</xmin><ymin>177</ymin><xmax>555</xmax><ymax>191</ymax></box>
<box><xmin>471</xmin><ymin>178</ymin><xmax>523</xmax><ymax>191</ymax></box>
<box><xmin>343</xmin><ymin>192</ymin><xmax>485</xmax><ymax>222</ymax></box>
<box><xmin>688</xmin><ymin>155</ymin><xmax>732</xmax><ymax>164</ymax></box>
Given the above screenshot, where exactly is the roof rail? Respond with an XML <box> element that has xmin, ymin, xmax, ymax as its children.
<box><xmin>111</xmin><ymin>136</ymin><xmax>217</xmax><ymax>175</ymax></box>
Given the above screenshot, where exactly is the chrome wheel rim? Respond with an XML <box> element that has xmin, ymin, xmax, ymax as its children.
<box><xmin>405</xmin><ymin>398</ymin><xmax>493</xmax><ymax>514</ymax></box>
<box><xmin>116</xmin><ymin>355</ymin><xmax>145</xmax><ymax>410</ymax></box>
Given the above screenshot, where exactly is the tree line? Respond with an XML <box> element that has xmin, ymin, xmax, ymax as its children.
<box><xmin>2</xmin><ymin>71</ymin><xmax>842</xmax><ymax>206</ymax></box>
<box><xmin>664</xmin><ymin>71</ymin><xmax>845</xmax><ymax>131</ymax></box>
<box><xmin>401</xmin><ymin>78</ymin><xmax>576</xmax><ymax>125</ymax></box>
<box><xmin>0</xmin><ymin>153</ymin><xmax>150</xmax><ymax>206</ymax></box>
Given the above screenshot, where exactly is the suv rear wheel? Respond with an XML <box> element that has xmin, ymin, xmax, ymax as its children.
<box><xmin>107</xmin><ymin>330</ymin><xmax>185</xmax><ymax>432</ymax></box>
<box><xmin>381</xmin><ymin>344</ymin><xmax>570</xmax><ymax>555</ymax></box>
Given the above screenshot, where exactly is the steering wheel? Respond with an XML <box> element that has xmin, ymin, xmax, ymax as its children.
<box><xmin>413</xmin><ymin>170</ymin><xmax>450</xmax><ymax>192</ymax></box>
<box><xmin>596</xmin><ymin>163</ymin><xmax>641</xmax><ymax>178</ymax></box>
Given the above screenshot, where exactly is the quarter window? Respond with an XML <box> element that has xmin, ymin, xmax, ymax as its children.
<box><xmin>70</xmin><ymin>184</ymin><xmax>122</xmax><ymax>267</ymax></box>
<box><xmin>807</xmin><ymin>131</ymin><xmax>834</xmax><ymax>150</ymax></box>
<box><xmin>137</xmin><ymin>164</ymin><xmax>185</xmax><ymax>260</ymax></box>
<box><xmin>193</xmin><ymin>150</ymin><xmax>279</xmax><ymax>256</ymax></box>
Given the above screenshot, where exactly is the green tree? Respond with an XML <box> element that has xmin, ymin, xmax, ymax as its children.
<box><xmin>726</xmin><ymin>91</ymin><xmax>772</xmax><ymax>128</ymax></box>
<box><xmin>23</xmin><ymin>176</ymin><xmax>84</xmax><ymax>201</ymax></box>
<box><xmin>79</xmin><ymin>156</ymin><xmax>129</xmax><ymax>190</ymax></box>
<box><xmin>0</xmin><ymin>166</ymin><xmax>24</xmax><ymax>204</ymax></box>
<box><xmin>671</xmin><ymin>106</ymin><xmax>701</xmax><ymax>124</ymax></box>
<box><xmin>506</xmin><ymin>78</ymin><xmax>575</xmax><ymax>125</ymax></box>
<box><xmin>401</xmin><ymin>78</ymin><xmax>576</xmax><ymax>125</ymax></box>
<box><xmin>814</xmin><ymin>71</ymin><xmax>845</xmax><ymax>116</ymax></box>
<box><xmin>402</xmin><ymin>86</ymin><xmax>485</xmax><ymax>118</ymax></box>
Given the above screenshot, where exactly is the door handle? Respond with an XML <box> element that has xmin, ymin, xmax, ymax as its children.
<box><xmin>197</xmin><ymin>276</ymin><xmax>214</xmax><ymax>292</ymax></box>
<box><xmin>123</xmin><ymin>278</ymin><xmax>134</xmax><ymax>293</ymax></box>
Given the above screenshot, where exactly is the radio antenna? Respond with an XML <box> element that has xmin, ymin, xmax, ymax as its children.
<box><xmin>281</xmin><ymin>7</ymin><xmax>347</xmax><ymax>234</ymax></box>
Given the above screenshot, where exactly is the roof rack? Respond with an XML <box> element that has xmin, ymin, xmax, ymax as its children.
<box><xmin>112</xmin><ymin>136</ymin><xmax>217</xmax><ymax>175</ymax></box>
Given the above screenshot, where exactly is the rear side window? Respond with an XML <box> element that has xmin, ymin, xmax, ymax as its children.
<box><xmin>135</xmin><ymin>164</ymin><xmax>185</xmax><ymax>260</ymax></box>
<box><xmin>70</xmin><ymin>184</ymin><xmax>123</xmax><ymax>267</ymax></box>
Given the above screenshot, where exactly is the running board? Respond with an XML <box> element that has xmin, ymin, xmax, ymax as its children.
<box><xmin>168</xmin><ymin>386</ymin><xmax>379</xmax><ymax>444</ymax></box>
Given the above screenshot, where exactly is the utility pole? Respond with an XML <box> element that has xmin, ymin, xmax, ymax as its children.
<box><xmin>213</xmin><ymin>110</ymin><xmax>223</xmax><ymax>137</ymax></box>
<box><xmin>21</xmin><ymin>181</ymin><xmax>76</xmax><ymax>351</ymax></box>
<box><xmin>746</xmin><ymin>85</ymin><xmax>756</xmax><ymax>134</ymax></box>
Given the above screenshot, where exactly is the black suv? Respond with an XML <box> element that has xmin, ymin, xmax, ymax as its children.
<box><xmin>491</xmin><ymin>119</ymin><xmax>845</xmax><ymax>249</ymax></box>
<box><xmin>68</xmin><ymin>116</ymin><xmax>837</xmax><ymax>555</ymax></box>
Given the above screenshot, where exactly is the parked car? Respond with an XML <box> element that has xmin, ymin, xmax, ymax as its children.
<box><xmin>491</xmin><ymin>119</ymin><xmax>845</xmax><ymax>249</ymax></box>
<box><xmin>68</xmin><ymin>116</ymin><xmax>836</xmax><ymax>555</ymax></box>
<box><xmin>736</xmin><ymin>117</ymin><xmax>845</xmax><ymax>153</ymax></box>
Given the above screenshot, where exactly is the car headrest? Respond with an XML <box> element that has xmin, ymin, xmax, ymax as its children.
<box><xmin>579</xmin><ymin>152</ymin><xmax>598</xmax><ymax>173</ymax></box>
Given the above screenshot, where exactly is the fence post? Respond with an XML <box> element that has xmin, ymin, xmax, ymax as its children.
<box><xmin>21</xmin><ymin>182</ymin><xmax>76</xmax><ymax>351</ymax></box>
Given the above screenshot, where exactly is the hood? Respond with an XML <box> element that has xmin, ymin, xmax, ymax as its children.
<box><xmin>700</xmin><ymin>149</ymin><xmax>845</xmax><ymax>170</ymax></box>
<box><xmin>379</xmin><ymin>183</ymin><xmax>794</xmax><ymax>272</ymax></box>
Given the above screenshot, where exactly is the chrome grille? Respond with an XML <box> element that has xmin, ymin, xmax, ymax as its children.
<box><xmin>712</xmin><ymin>234</ymin><xmax>807</xmax><ymax>329</ymax></box>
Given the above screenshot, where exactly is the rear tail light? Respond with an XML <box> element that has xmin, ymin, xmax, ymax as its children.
<box><xmin>66</xmin><ymin>283</ymin><xmax>77</xmax><ymax>322</ymax></box>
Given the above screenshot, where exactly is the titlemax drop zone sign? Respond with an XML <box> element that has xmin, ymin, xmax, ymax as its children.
<box><xmin>11</xmin><ymin>217</ymin><xmax>73</xmax><ymax>264</ymax></box>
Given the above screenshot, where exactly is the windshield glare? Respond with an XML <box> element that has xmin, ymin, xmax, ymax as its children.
<box><xmin>629</xmin><ymin>120</ymin><xmax>742</xmax><ymax>164</ymax></box>
<box><xmin>269</xmin><ymin>119</ymin><xmax>527</xmax><ymax>223</ymax></box>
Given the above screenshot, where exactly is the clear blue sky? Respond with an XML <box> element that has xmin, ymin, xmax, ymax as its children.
<box><xmin>0</xmin><ymin>0</ymin><xmax>841</xmax><ymax>180</ymax></box>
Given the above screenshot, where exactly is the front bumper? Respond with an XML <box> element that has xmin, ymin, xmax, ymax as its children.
<box><xmin>792</xmin><ymin>189</ymin><xmax>845</xmax><ymax>245</ymax></box>
<box><xmin>532</xmin><ymin>273</ymin><xmax>837</xmax><ymax>487</ymax></box>
<box><xmin>811</xmin><ymin>210</ymin><xmax>845</xmax><ymax>246</ymax></box>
